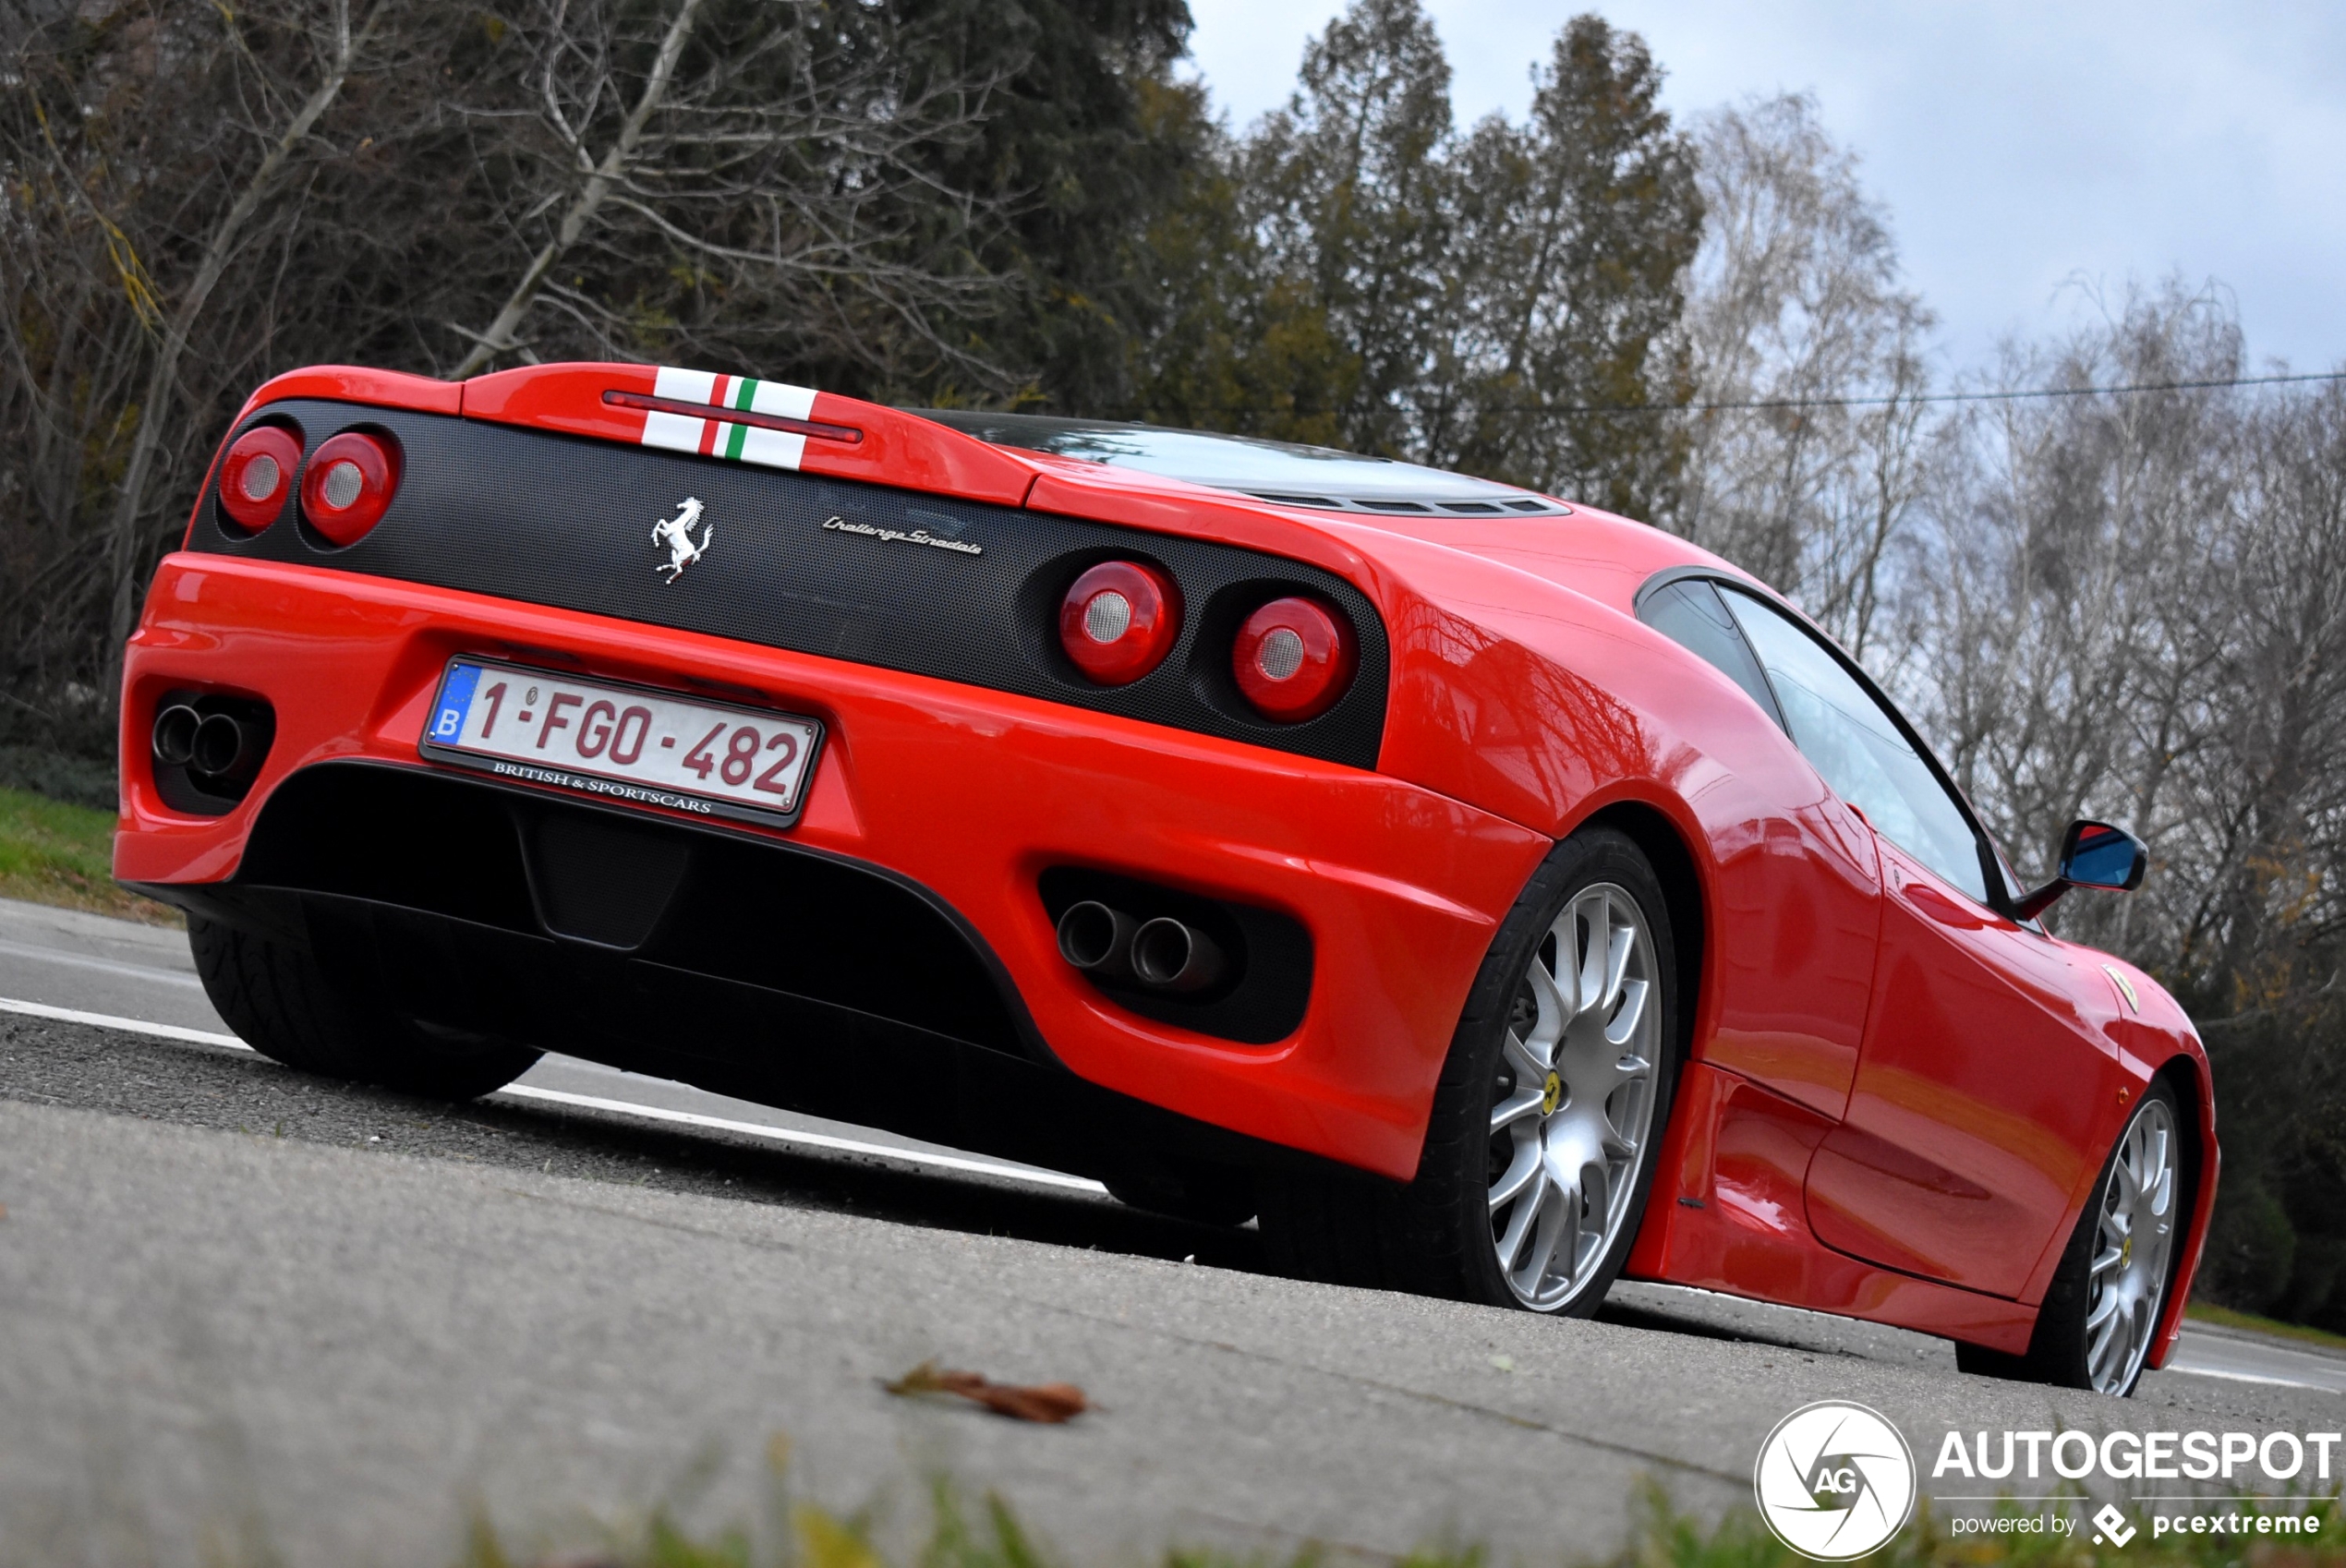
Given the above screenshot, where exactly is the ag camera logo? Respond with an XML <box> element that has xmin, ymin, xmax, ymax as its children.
<box><xmin>1755</xmin><ymin>1402</ymin><xmax>1917</xmax><ymax>1560</ymax></box>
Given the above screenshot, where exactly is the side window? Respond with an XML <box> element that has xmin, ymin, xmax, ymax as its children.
<box><xmin>1639</xmin><ymin>579</ymin><xmax>1784</xmax><ymax>726</ymax></box>
<box><xmin>1716</xmin><ymin>586</ymin><xmax>1989</xmax><ymax>904</ymax></box>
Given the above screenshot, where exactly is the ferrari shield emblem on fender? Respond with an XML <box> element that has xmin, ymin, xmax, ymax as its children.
<box><xmin>652</xmin><ymin>496</ymin><xmax>711</xmax><ymax>583</ymax></box>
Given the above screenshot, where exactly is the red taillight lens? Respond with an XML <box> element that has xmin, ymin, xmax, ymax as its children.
<box><xmin>1058</xmin><ymin>561</ymin><xmax>1180</xmax><ymax>684</ymax></box>
<box><xmin>1233</xmin><ymin>597</ymin><xmax>1356</xmax><ymax>721</ymax></box>
<box><xmin>299</xmin><ymin>430</ymin><xmax>400</xmax><ymax>546</ymax></box>
<box><xmin>218</xmin><ymin>425</ymin><xmax>304</xmax><ymax>534</ymax></box>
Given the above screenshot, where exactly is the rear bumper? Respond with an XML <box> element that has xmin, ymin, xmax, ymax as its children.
<box><xmin>120</xmin><ymin>554</ymin><xmax>1549</xmax><ymax>1178</ymax></box>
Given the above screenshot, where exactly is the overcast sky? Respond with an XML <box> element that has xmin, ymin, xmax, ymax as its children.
<box><xmin>1184</xmin><ymin>0</ymin><xmax>2346</xmax><ymax>380</ymax></box>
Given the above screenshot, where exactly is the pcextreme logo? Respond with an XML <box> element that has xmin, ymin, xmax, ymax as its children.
<box><xmin>1754</xmin><ymin>1402</ymin><xmax>1919</xmax><ymax>1561</ymax></box>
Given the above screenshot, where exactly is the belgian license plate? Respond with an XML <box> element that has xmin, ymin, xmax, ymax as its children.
<box><xmin>419</xmin><ymin>658</ymin><xmax>825</xmax><ymax>826</ymax></box>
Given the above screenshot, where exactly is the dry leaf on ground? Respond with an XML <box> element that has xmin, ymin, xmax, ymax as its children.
<box><xmin>883</xmin><ymin>1359</ymin><xmax>1089</xmax><ymax>1423</ymax></box>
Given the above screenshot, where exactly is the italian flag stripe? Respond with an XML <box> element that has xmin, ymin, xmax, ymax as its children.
<box><xmin>642</xmin><ymin>368</ymin><xmax>816</xmax><ymax>471</ymax></box>
<box><xmin>722</xmin><ymin>376</ymin><xmax>755</xmax><ymax>460</ymax></box>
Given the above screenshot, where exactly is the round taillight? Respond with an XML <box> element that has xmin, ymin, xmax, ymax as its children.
<box><xmin>218</xmin><ymin>425</ymin><xmax>304</xmax><ymax>533</ymax></box>
<box><xmin>1058</xmin><ymin>561</ymin><xmax>1180</xmax><ymax>684</ymax></box>
<box><xmin>1233</xmin><ymin>596</ymin><xmax>1356</xmax><ymax>721</ymax></box>
<box><xmin>299</xmin><ymin>430</ymin><xmax>400</xmax><ymax>546</ymax></box>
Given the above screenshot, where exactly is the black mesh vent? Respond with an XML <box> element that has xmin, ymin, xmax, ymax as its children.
<box><xmin>188</xmin><ymin>401</ymin><xmax>1390</xmax><ymax>768</ymax></box>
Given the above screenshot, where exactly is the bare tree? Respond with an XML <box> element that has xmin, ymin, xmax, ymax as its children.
<box><xmin>453</xmin><ymin>0</ymin><xmax>707</xmax><ymax>375</ymax></box>
<box><xmin>1917</xmin><ymin>285</ymin><xmax>2259</xmax><ymax>938</ymax></box>
<box><xmin>3</xmin><ymin>0</ymin><xmax>414</xmax><ymax>737</ymax></box>
<box><xmin>1905</xmin><ymin>282</ymin><xmax>2346</xmax><ymax>1312</ymax></box>
<box><xmin>0</xmin><ymin>0</ymin><xmax>1031</xmax><ymax>739</ymax></box>
<box><xmin>446</xmin><ymin>0</ymin><xmax>1022</xmax><ymax>388</ymax></box>
<box><xmin>100</xmin><ymin>0</ymin><xmax>380</xmax><ymax>656</ymax></box>
<box><xmin>1675</xmin><ymin>127</ymin><xmax>2346</xmax><ymax>1314</ymax></box>
<box><xmin>1675</xmin><ymin>93</ymin><xmax>1931</xmax><ymax>660</ymax></box>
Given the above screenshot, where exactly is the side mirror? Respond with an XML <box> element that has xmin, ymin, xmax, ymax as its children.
<box><xmin>2014</xmin><ymin>819</ymin><xmax>2147</xmax><ymax>920</ymax></box>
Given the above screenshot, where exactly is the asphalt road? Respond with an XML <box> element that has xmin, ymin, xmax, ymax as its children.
<box><xmin>2</xmin><ymin>896</ymin><xmax>2340</xmax><ymax>1567</ymax></box>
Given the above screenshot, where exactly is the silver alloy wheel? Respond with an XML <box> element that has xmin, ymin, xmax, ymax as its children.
<box><xmin>1486</xmin><ymin>881</ymin><xmax>1661</xmax><ymax>1310</ymax></box>
<box><xmin>2086</xmin><ymin>1094</ymin><xmax>2180</xmax><ymax>1393</ymax></box>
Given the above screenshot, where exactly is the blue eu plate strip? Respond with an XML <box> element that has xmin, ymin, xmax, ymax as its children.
<box><xmin>428</xmin><ymin>663</ymin><xmax>482</xmax><ymax>744</ymax></box>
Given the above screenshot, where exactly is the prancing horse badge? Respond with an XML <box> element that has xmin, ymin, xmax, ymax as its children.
<box><xmin>652</xmin><ymin>496</ymin><xmax>711</xmax><ymax>583</ymax></box>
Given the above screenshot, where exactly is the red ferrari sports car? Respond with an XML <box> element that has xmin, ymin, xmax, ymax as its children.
<box><xmin>118</xmin><ymin>362</ymin><xmax>2213</xmax><ymax>1396</ymax></box>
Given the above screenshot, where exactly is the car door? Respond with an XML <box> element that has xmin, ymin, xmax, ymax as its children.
<box><xmin>1807</xmin><ymin>837</ymin><xmax>2132</xmax><ymax>1296</ymax></box>
<box><xmin>1714</xmin><ymin>585</ymin><xmax>2123</xmax><ymax>1298</ymax></box>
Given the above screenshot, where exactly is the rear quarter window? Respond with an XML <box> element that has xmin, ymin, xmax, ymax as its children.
<box><xmin>1638</xmin><ymin>578</ymin><xmax>1784</xmax><ymax>726</ymax></box>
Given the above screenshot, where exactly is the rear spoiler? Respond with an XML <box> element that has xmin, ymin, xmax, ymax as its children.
<box><xmin>203</xmin><ymin>362</ymin><xmax>1390</xmax><ymax>600</ymax></box>
<box><xmin>225</xmin><ymin>362</ymin><xmax>1040</xmax><ymax>508</ymax></box>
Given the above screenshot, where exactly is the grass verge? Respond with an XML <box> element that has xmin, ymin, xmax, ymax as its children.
<box><xmin>448</xmin><ymin>1458</ymin><xmax>2342</xmax><ymax>1568</ymax></box>
<box><xmin>0</xmin><ymin>783</ymin><xmax>180</xmax><ymax>925</ymax></box>
<box><xmin>2187</xmin><ymin>1300</ymin><xmax>2346</xmax><ymax>1353</ymax></box>
<box><xmin>1625</xmin><ymin>1489</ymin><xmax>2340</xmax><ymax>1568</ymax></box>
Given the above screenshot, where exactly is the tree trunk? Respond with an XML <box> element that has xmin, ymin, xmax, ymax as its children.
<box><xmin>103</xmin><ymin>0</ymin><xmax>371</xmax><ymax>665</ymax></box>
<box><xmin>451</xmin><ymin>0</ymin><xmax>709</xmax><ymax>380</ymax></box>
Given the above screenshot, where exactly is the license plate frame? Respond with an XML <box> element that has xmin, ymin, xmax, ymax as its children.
<box><xmin>417</xmin><ymin>657</ymin><xmax>827</xmax><ymax>828</ymax></box>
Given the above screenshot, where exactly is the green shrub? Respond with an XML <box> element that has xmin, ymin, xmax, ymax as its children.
<box><xmin>2200</xmin><ymin>1173</ymin><xmax>2298</xmax><ymax>1311</ymax></box>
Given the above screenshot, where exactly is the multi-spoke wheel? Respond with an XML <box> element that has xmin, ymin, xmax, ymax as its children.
<box><xmin>1257</xmin><ymin>826</ymin><xmax>1681</xmax><ymax>1312</ymax></box>
<box><xmin>1957</xmin><ymin>1080</ymin><xmax>2186</xmax><ymax>1397</ymax></box>
<box><xmin>1484</xmin><ymin>883</ymin><xmax>1663</xmax><ymax>1310</ymax></box>
<box><xmin>2081</xmin><ymin>1092</ymin><xmax>2181</xmax><ymax>1393</ymax></box>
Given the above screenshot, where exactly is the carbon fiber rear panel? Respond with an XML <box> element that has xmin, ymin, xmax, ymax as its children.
<box><xmin>188</xmin><ymin>401</ymin><xmax>1389</xmax><ymax>767</ymax></box>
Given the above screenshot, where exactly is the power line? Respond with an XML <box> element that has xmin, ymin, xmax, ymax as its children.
<box><xmin>1656</xmin><ymin>367</ymin><xmax>2346</xmax><ymax>416</ymax></box>
<box><xmin>1104</xmin><ymin>368</ymin><xmax>2346</xmax><ymax>422</ymax></box>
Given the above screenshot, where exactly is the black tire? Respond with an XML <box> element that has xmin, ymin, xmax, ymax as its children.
<box><xmin>1261</xmin><ymin>826</ymin><xmax>1681</xmax><ymax>1313</ymax></box>
<box><xmin>1955</xmin><ymin>1080</ymin><xmax>2186</xmax><ymax>1397</ymax></box>
<box><xmin>189</xmin><ymin>914</ymin><xmax>541</xmax><ymax>1101</ymax></box>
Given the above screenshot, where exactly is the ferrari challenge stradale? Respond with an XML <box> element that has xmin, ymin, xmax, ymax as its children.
<box><xmin>119</xmin><ymin>362</ymin><xmax>2214</xmax><ymax>1398</ymax></box>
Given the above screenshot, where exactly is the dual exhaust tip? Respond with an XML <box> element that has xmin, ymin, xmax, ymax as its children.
<box><xmin>1056</xmin><ymin>901</ymin><xmax>1225</xmax><ymax>994</ymax></box>
<box><xmin>151</xmin><ymin>704</ymin><xmax>254</xmax><ymax>779</ymax></box>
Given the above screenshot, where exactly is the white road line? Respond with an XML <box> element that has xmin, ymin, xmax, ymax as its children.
<box><xmin>8</xmin><ymin>995</ymin><xmax>2344</xmax><ymax>1391</ymax></box>
<box><xmin>497</xmin><ymin>1084</ymin><xmax>1107</xmax><ymax>1193</ymax></box>
<box><xmin>0</xmin><ymin>995</ymin><xmax>244</xmax><ymax>1046</ymax></box>
<box><xmin>2160</xmin><ymin>1364</ymin><xmax>2324</xmax><ymax>1390</ymax></box>
<box><xmin>0</xmin><ymin>995</ymin><xmax>1108</xmax><ymax>1197</ymax></box>
<box><xmin>0</xmin><ymin>937</ymin><xmax>206</xmax><ymax>989</ymax></box>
